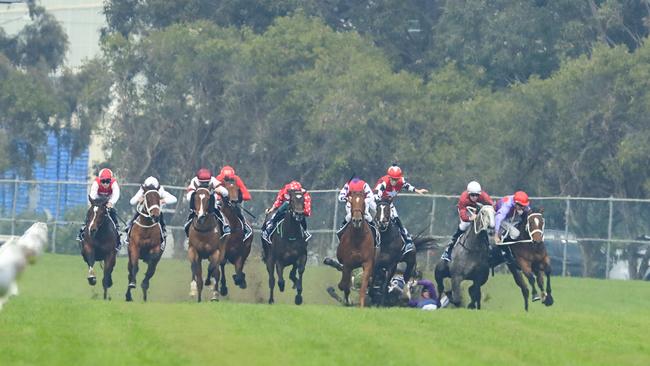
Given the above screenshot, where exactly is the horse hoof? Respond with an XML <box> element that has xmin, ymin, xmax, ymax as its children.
<box><xmin>204</xmin><ymin>279</ymin><xmax>211</xmax><ymax>286</ymax></box>
<box><xmin>128</xmin><ymin>282</ymin><xmax>136</xmax><ymax>289</ymax></box>
<box><xmin>295</xmin><ymin>295</ymin><xmax>303</xmax><ymax>305</ymax></box>
<box><xmin>238</xmin><ymin>280</ymin><xmax>247</xmax><ymax>289</ymax></box>
<box><xmin>125</xmin><ymin>294</ymin><xmax>132</xmax><ymax>302</ymax></box>
<box><xmin>268</xmin><ymin>298</ymin><xmax>274</xmax><ymax>304</ymax></box>
<box><xmin>88</xmin><ymin>277</ymin><xmax>97</xmax><ymax>286</ymax></box>
<box><xmin>211</xmin><ymin>292</ymin><xmax>219</xmax><ymax>302</ymax></box>
<box><xmin>220</xmin><ymin>287</ymin><xmax>228</xmax><ymax>296</ymax></box>
<box><xmin>532</xmin><ymin>295</ymin><xmax>541</xmax><ymax>302</ymax></box>
<box><xmin>278</xmin><ymin>281</ymin><xmax>285</xmax><ymax>292</ymax></box>
<box><xmin>543</xmin><ymin>296</ymin><xmax>554</xmax><ymax>306</ymax></box>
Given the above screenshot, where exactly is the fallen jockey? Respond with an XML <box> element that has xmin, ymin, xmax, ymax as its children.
<box><xmin>77</xmin><ymin>168</ymin><xmax>122</xmax><ymax>250</ymax></box>
<box><xmin>262</xmin><ymin>180</ymin><xmax>312</xmax><ymax>244</ymax></box>
<box><xmin>336</xmin><ymin>177</ymin><xmax>379</xmax><ymax>246</ymax></box>
<box><xmin>183</xmin><ymin>168</ymin><xmax>231</xmax><ymax>237</ymax></box>
<box><xmin>374</xmin><ymin>165</ymin><xmax>428</xmax><ymax>255</ymax></box>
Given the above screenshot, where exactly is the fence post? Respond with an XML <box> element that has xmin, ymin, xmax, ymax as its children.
<box><xmin>606</xmin><ymin>196</ymin><xmax>613</xmax><ymax>279</ymax></box>
<box><xmin>10</xmin><ymin>178</ymin><xmax>18</xmax><ymax>236</ymax></box>
<box><xmin>428</xmin><ymin>196</ymin><xmax>436</xmax><ymax>237</ymax></box>
<box><xmin>562</xmin><ymin>196</ymin><xmax>571</xmax><ymax>277</ymax></box>
<box><xmin>330</xmin><ymin>193</ymin><xmax>339</xmax><ymax>256</ymax></box>
<box><xmin>51</xmin><ymin>182</ymin><xmax>62</xmax><ymax>253</ymax></box>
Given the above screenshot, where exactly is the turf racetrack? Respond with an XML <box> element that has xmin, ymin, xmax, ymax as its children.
<box><xmin>1</xmin><ymin>254</ymin><xmax>648</xmax><ymax>365</ymax></box>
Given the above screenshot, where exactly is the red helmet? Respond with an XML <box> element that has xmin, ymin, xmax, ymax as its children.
<box><xmin>348</xmin><ymin>178</ymin><xmax>366</xmax><ymax>192</ymax></box>
<box><xmin>98</xmin><ymin>168</ymin><xmax>113</xmax><ymax>180</ymax></box>
<box><xmin>220</xmin><ymin>165</ymin><xmax>235</xmax><ymax>178</ymax></box>
<box><xmin>514</xmin><ymin>191</ymin><xmax>530</xmax><ymax>206</ymax></box>
<box><xmin>287</xmin><ymin>181</ymin><xmax>302</xmax><ymax>191</ymax></box>
<box><xmin>387</xmin><ymin>165</ymin><xmax>402</xmax><ymax>179</ymax></box>
<box><xmin>196</xmin><ymin>168</ymin><xmax>212</xmax><ymax>181</ymax></box>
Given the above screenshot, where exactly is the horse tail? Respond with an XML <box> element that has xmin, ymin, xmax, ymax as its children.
<box><xmin>412</xmin><ymin>231</ymin><xmax>439</xmax><ymax>252</ymax></box>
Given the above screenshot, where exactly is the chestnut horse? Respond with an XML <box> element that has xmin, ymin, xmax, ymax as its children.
<box><xmin>80</xmin><ymin>196</ymin><xmax>118</xmax><ymax>300</ymax></box>
<box><xmin>435</xmin><ymin>204</ymin><xmax>495</xmax><ymax>309</ymax></box>
<box><xmin>370</xmin><ymin>198</ymin><xmax>416</xmax><ymax>306</ymax></box>
<box><xmin>262</xmin><ymin>189</ymin><xmax>307</xmax><ymax>305</ymax></box>
<box><xmin>499</xmin><ymin>208</ymin><xmax>554</xmax><ymax>310</ymax></box>
<box><xmin>187</xmin><ymin>187</ymin><xmax>227</xmax><ymax>302</ymax></box>
<box><xmin>336</xmin><ymin>190</ymin><xmax>376</xmax><ymax>307</ymax></box>
<box><xmin>125</xmin><ymin>185</ymin><xmax>164</xmax><ymax>302</ymax></box>
<box><xmin>217</xmin><ymin>179</ymin><xmax>253</xmax><ymax>295</ymax></box>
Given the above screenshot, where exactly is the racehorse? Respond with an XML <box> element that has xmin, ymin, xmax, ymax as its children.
<box><xmin>498</xmin><ymin>208</ymin><xmax>554</xmax><ymax>310</ymax></box>
<box><xmin>434</xmin><ymin>204</ymin><xmax>495</xmax><ymax>309</ymax></box>
<box><xmin>262</xmin><ymin>189</ymin><xmax>307</xmax><ymax>305</ymax></box>
<box><xmin>217</xmin><ymin>179</ymin><xmax>252</xmax><ymax>295</ymax></box>
<box><xmin>370</xmin><ymin>199</ymin><xmax>416</xmax><ymax>306</ymax></box>
<box><xmin>187</xmin><ymin>187</ymin><xmax>228</xmax><ymax>302</ymax></box>
<box><xmin>336</xmin><ymin>190</ymin><xmax>376</xmax><ymax>307</ymax></box>
<box><xmin>125</xmin><ymin>185</ymin><xmax>164</xmax><ymax>302</ymax></box>
<box><xmin>80</xmin><ymin>196</ymin><xmax>118</xmax><ymax>300</ymax></box>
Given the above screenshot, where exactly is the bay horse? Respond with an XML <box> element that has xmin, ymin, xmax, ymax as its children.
<box><xmin>187</xmin><ymin>187</ymin><xmax>228</xmax><ymax>302</ymax></box>
<box><xmin>434</xmin><ymin>204</ymin><xmax>495</xmax><ymax>309</ymax></box>
<box><xmin>80</xmin><ymin>196</ymin><xmax>118</xmax><ymax>300</ymax></box>
<box><xmin>498</xmin><ymin>208</ymin><xmax>554</xmax><ymax>310</ymax></box>
<box><xmin>370</xmin><ymin>199</ymin><xmax>416</xmax><ymax>306</ymax></box>
<box><xmin>336</xmin><ymin>190</ymin><xmax>375</xmax><ymax>307</ymax></box>
<box><xmin>125</xmin><ymin>185</ymin><xmax>164</xmax><ymax>302</ymax></box>
<box><xmin>262</xmin><ymin>189</ymin><xmax>307</xmax><ymax>305</ymax></box>
<box><xmin>217</xmin><ymin>179</ymin><xmax>252</xmax><ymax>296</ymax></box>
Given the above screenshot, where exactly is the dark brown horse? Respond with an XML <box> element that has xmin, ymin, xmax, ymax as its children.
<box><xmin>217</xmin><ymin>179</ymin><xmax>252</xmax><ymax>295</ymax></box>
<box><xmin>336</xmin><ymin>190</ymin><xmax>376</xmax><ymax>307</ymax></box>
<box><xmin>370</xmin><ymin>199</ymin><xmax>416</xmax><ymax>306</ymax></box>
<box><xmin>500</xmin><ymin>208</ymin><xmax>554</xmax><ymax>310</ymax></box>
<box><xmin>187</xmin><ymin>187</ymin><xmax>227</xmax><ymax>302</ymax></box>
<box><xmin>80</xmin><ymin>196</ymin><xmax>118</xmax><ymax>300</ymax></box>
<box><xmin>125</xmin><ymin>185</ymin><xmax>164</xmax><ymax>302</ymax></box>
<box><xmin>262</xmin><ymin>189</ymin><xmax>307</xmax><ymax>305</ymax></box>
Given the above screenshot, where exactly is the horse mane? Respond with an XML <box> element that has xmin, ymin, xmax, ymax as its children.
<box><xmin>91</xmin><ymin>195</ymin><xmax>110</xmax><ymax>206</ymax></box>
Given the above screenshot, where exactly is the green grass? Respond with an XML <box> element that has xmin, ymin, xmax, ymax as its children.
<box><xmin>1</xmin><ymin>253</ymin><xmax>649</xmax><ymax>366</ymax></box>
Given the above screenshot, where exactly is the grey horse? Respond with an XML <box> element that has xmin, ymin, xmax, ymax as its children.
<box><xmin>434</xmin><ymin>204</ymin><xmax>495</xmax><ymax>309</ymax></box>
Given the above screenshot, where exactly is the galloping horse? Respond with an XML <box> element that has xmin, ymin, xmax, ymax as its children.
<box><xmin>499</xmin><ymin>208</ymin><xmax>554</xmax><ymax>310</ymax></box>
<box><xmin>187</xmin><ymin>187</ymin><xmax>227</xmax><ymax>302</ymax></box>
<box><xmin>125</xmin><ymin>185</ymin><xmax>164</xmax><ymax>302</ymax></box>
<box><xmin>217</xmin><ymin>179</ymin><xmax>253</xmax><ymax>295</ymax></box>
<box><xmin>370</xmin><ymin>199</ymin><xmax>416</xmax><ymax>306</ymax></box>
<box><xmin>435</xmin><ymin>204</ymin><xmax>495</xmax><ymax>309</ymax></box>
<box><xmin>80</xmin><ymin>196</ymin><xmax>118</xmax><ymax>300</ymax></box>
<box><xmin>336</xmin><ymin>190</ymin><xmax>376</xmax><ymax>307</ymax></box>
<box><xmin>262</xmin><ymin>189</ymin><xmax>307</xmax><ymax>305</ymax></box>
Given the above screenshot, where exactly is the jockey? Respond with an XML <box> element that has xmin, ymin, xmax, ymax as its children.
<box><xmin>495</xmin><ymin>191</ymin><xmax>532</xmax><ymax>244</ymax></box>
<box><xmin>183</xmin><ymin>168</ymin><xmax>230</xmax><ymax>237</ymax></box>
<box><xmin>216</xmin><ymin>165</ymin><xmax>252</xmax><ymax>237</ymax></box>
<box><xmin>338</xmin><ymin>177</ymin><xmax>376</xmax><ymax>226</ymax></box>
<box><xmin>440</xmin><ymin>180</ymin><xmax>494</xmax><ymax>262</ymax></box>
<box><xmin>262</xmin><ymin>180</ymin><xmax>312</xmax><ymax>243</ymax></box>
<box><xmin>77</xmin><ymin>168</ymin><xmax>121</xmax><ymax>250</ymax></box>
<box><xmin>374</xmin><ymin>165</ymin><xmax>428</xmax><ymax>254</ymax></box>
<box><xmin>125</xmin><ymin>176</ymin><xmax>177</xmax><ymax>243</ymax></box>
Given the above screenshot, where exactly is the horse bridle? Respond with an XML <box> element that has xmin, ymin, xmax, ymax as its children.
<box><xmin>526</xmin><ymin>212</ymin><xmax>545</xmax><ymax>240</ymax></box>
<box><xmin>135</xmin><ymin>189</ymin><xmax>162</xmax><ymax>228</ymax></box>
<box><xmin>87</xmin><ymin>202</ymin><xmax>108</xmax><ymax>237</ymax></box>
<box><xmin>376</xmin><ymin>200</ymin><xmax>391</xmax><ymax>231</ymax></box>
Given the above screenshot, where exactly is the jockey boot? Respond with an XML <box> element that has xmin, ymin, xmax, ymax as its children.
<box><xmin>184</xmin><ymin>211</ymin><xmax>195</xmax><ymax>237</ymax></box>
<box><xmin>441</xmin><ymin>228</ymin><xmax>464</xmax><ymax>262</ymax></box>
<box><xmin>301</xmin><ymin>218</ymin><xmax>312</xmax><ymax>241</ymax></box>
<box><xmin>215</xmin><ymin>209</ymin><xmax>231</xmax><ymax>235</ymax></box>
<box><xmin>393</xmin><ymin>217</ymin><xmax>415</xmax><ymax>254</ymax></box>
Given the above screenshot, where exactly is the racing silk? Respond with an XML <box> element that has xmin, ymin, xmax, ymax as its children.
<box><xmin>457</xmin><ymin>190</ymin><xmax>494</xmax><ymax>222</ymax></box>
<box><xmin>495</xmin><ymin>195</ymin><xmax>531</xmax><ymax>235</ymax></box>
<box><xmin>89</xmin><ymin>179</ymin><xmax>120</xmax><ymax>206</ymax></box>
<box><xmin>130</xmin><ymin>186</ymin><xmax>178</xmax><ymax>206</ymax></box>
<box><xmin>338</xmin><ymin>181</ymin><xmax>374</xmax><ymax>202</ymax></box>
<box><xmin>407</xmin><ymin>279</ymin><xmax>441</xmax><ymax>308</ymax></box>
<box><xmin>185</xmin><ymin>176</ymin><xmax>228</xmax><ymax>201</ymax></box>
<box><xmin>215</xmin><ymin>173</ymin><xmax>251</xmax><ymax>201</ymax></box>
<box><xmin>271</xmin><ymin>184</ymin><xmax>312</xmax><ymax>216</ymax></box>
<box><xmin>374</xmin><ymin>175</ymin><xmax>416</xmax><ymax>201</ymax></box>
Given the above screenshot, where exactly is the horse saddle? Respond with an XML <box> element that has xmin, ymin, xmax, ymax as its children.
<box><xmin>336</xmin><ymin>221</ymin><xmax>381</xmax><ymax>248</ymax></box>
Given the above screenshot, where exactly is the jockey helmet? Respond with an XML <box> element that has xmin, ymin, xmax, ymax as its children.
<box><xmin>287</xmin><ymin>181</ymin><xmax>302</xmax><ymax>191</ymax></box>
<box><xmin>514</xmin><ymin>191</ymin><xmax>530</xmax><ymax>206</ymax></box>
<box><xmin>220</xmin><ymin>165</ymin><xmax>235</xmax><ymax>179</ymax></box>
<box><xmin>196</xmin><ymin>168</ymin><xmax>212</xmax><ymax>182</ymax></box>
<box><xmin>467</xmin><ymin>181</ymin><xmax>482</xmax><ymax>195</ymax></box>
<box><xmin>98</xmin><ymin>168</ymin><xmax>113</xmax><ymax>180</ymax></box>
<box><xmin>144</xmin><ymin>176</ymin><xmax>160</xmax><ymax>189</ymax></box>
<box><xmin>348</xmin><ymin>178</ymin><xmax>366</xmax><ymax>192</ymax></box>
<box><xmin>387</xmin><ymin>165</ymin><xmax>402</xmax><ymax>179</ymax></box>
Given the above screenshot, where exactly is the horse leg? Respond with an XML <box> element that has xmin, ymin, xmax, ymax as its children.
<box><xmin>450</xmin><ymin>275</ymin><xmax>463</xmax><ymax>307</ymax></box>
<box><xmin>83</xmin><ymin>246</ymin><xmax>97</xmax><ymax>286</ymax></box>
<box><xmin>233</xmin><ymin>255</ymin><xmax>247</xmax><ymax>289</ymax></box>
<box><xmin>141</xmin><ymin>252</ymin><xmax>161</xmax><ymax>302</ymax></box>
<box><xmin>187</xmin><ymin>247</ymin><xmax>200</xmax><ymax>300</ymax></box>
<box><xmin>191</xmin><ymin>258</ymin><xmax>203</xmax><ymax>302</ymax></box>
<box><xmin>276</xmin><ymin>263</ymin><xmax>286</xmax><ymax>292</ymax></box>
<box><xmin>526</xmin><ymin>271</ymin><xmax>540</xmax><ymax>301</ymax></box>
<box><xmin>125</xmin><ymin>247</ymin><xmax>139</xmax><ymax>302</ymax></box>
<box><xmin>338</xmin><ymin>265</ymin><xmax>352</xmax><ymax>306</ymax></box>
<box><xmin>508</xmin><ymin>263</ymin><xmax>530</xmax><ymax>311</ymax></box>
<box><xmin>542</xmin><ymin>266</ymin><xmax>554</xmax><ymax>306</ymax></box>
<box><xmin>434</xmin><ymin>261</ymin><xmax>450</xmax><ymax>299</ymax></box>
<box><xmin>467</xmin><ymin>282</ymin><xmax>483</xmax><ymax>310</ymax></box>
<box><xmin>209</xmin><ymin>251</ymin><xmax>223</xmax><ymax>301</ymax></box>
<box><xmin>219</xmin><ymin>261</ymin><xmax>228</xmax><ymax>296</ymax></box>
<box><xmin>102</xmin><ymin>252</ymin><xmax>116</xmax><ymax>301</ymax></box>
<box><xmin>359</xmin><ymin>260</ymin><xmax>374</xmax><ymax>308</ymax></box>
<box><xmin>266</xmin><ymin>257</ymin><xmax>276</xmax><ymax>304</ymax></box>
<box><xmin>294</xmin><ymin>255</ymin><xmax>307</xmax><ymax>305</ymax></box>
<box><xmin>289</xmin><ymin>265</ymin><xmax>298</xmax><ymax>289</ymax></box>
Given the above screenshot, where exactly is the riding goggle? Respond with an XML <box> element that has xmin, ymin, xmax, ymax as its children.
<box><xmin>469</xmin><ymin>193</ymin><xmax>479</xmax><ymax>198</ymax></box>
<box><xmin>100</xmin><ymin>179</ymin><xmax>111</xmax><ymax>184</ymax></box>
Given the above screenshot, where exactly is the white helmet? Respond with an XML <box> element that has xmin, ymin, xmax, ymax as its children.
<box><xmin>467</xmin><ymin>181</ymin><xmax>481</xmax><ymax>195</ymax></box>
<box><xmin>143</xmin><ymin>176</ymin><xmax>160</xmax><ymax>189</ymax></box>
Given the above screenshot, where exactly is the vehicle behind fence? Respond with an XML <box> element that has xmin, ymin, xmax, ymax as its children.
<box><xmin>1</xmin><ymin>179</ymin><xmax>649</xmax><ymax>280</ymax></box>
